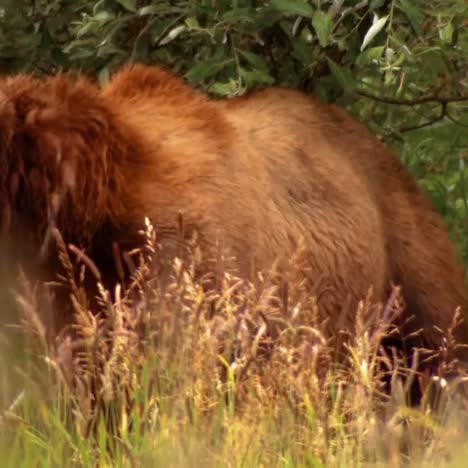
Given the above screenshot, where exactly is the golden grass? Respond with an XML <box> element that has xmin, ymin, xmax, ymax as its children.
<box><xmin>1</xmin><ymin>221</ymin><xmax>468</xmax><ymax>467</ymax></box>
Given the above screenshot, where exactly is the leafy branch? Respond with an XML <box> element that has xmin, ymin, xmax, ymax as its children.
<box><xmin>356</xmin><ymin>89</ymin><xmax>468</xmax><ymax>106</ymax></box>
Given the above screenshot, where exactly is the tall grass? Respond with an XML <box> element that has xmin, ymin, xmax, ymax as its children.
<box><xmin>1</xmin><ymin>222</ymin><xmax>468</xmax><ymax>467</ymax></box>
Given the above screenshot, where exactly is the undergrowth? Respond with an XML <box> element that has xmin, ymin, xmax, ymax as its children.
<box><xmin>1</xmin><ymin>221</ymin><xmax>468</xmax><ymax>467</ymax></box>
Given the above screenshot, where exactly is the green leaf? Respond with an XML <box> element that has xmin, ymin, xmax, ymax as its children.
<box><xmin>291</xmin><ymin>37</ymin><xmax>313</xmax><ymax>64</ymax></box>
<box><xmin>92</xmin><ymin>0</ymin><xmax>107</xmax><ymax>15</ymax></box>
<box><xmin>185</xmin><ymin>17</ymin><xmax>200</xmax><ymax>30</ymax></box>
<box><xmin>185</xmin><ymin>59</ymin><xmax>234</xmax><ymax>83</ymax></box>
<box><xmin>360</xmin><ymin>15</ymin><xmax>388</xmax><ymax>51</ymax></box>
<box><xmin>115</xmin><ymin>0</ymin><xmax>137</xmax><ymax>13</ymax></box>
<box><xmin>270</xmin><ymin>0</ymin><xmax>314</xmax><ymax>17</ymax></box>
<box><xmin>209</xmin><ymin>80</ymin><xmax>239</xmax><ymax>96</ymax></box>
<box><xmin>356</xmin><ymin>46</ymin><xmax>384</xmax><ymax>65</ymax></box>
<box><xmin>221</xmin><ymin>8</ymin><xmax>254</xmax><ymax>22</ymax></box>
<box><xmin>63</xmin><ymin>38</ymin><xmax>97</xmax><ymax>53</ymax></box>
<box><xmin>93</xmin><ymin>10</ymin><xmax>115</xmax><ymax>24</ymax></box>
<box><xmin>399</xmin><ymin>0</ymin><xmax>424</xmax><ymax>35</ymax></box>
<box><xmin>75</xmin><ymin>21</ymin><xmax>96</xmax><ymax>39</ymax></box>
<box><xmin>139</xmin><ymin>5</ymin><xmax>162</xmax><ymax>16</ymax></box>
<box><xmin>241</xmin><ymin>69</ymin><xmax>275</xmax><ymax>87</ymax></box>
<box><xmin>326</xmin><ymin>58</ymin><xmax>357</xmax><ymax>90</ymax></box>
<box><xmin>159</xmin><ymin>25</ymin><xmax>186</xmax><ymax>46</ymax></box>
<box><xmin>312</xmin><ymin>10</ymin><xmax>333</xmax><ymax>48</ymax></box>
<box><xmin>439</xmin><ymin>20</ymin><xmax>454</xmax><ymax>44</ymax></box>
<box><xmin>370</xmin><ymin>0</ymin><xmax>385</xmax><ymax>9</ymax></box>
<box><xmin>384</xmin><ymin>69</ymin><xmax>395</xmax><ymax>86</ymax></box>
<box><xmin>237</xmin><ymin>50</ymin><xmax>269</xmax><ymax>72</ymax></box>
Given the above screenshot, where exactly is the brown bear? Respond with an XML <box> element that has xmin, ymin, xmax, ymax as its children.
<box><xmin>0</xmin><ymin>63</ymin><xmax>467</xmax><ymax>369</ymax></box>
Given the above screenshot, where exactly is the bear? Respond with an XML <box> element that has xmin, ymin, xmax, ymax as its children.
<box><xmin>0</xmin><ymin>63</ymin><xmax>467</xmax><ymax>373</ymax></box>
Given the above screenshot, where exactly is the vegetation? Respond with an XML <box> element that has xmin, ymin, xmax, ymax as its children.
<box><xmin>0</xmin><ymin>0</ymin><xmax>467</xmax><ymax>466</ymax></box>
<box><xmin>2</xmin><ymin>229</ymin><xmax>468</xmax><ymax>467</ymax></box>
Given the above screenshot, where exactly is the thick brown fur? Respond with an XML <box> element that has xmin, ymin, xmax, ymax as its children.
<box><xmin>0</xmin><ymin>63</ymin><xmax>467</xmax><ymax>367</ymax></box>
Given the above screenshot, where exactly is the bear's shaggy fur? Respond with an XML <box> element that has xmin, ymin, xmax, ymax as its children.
<box><xmin>0</xmin><ymin>63</ymin><xmax>467</xmax><ymax>365</ymax></box>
